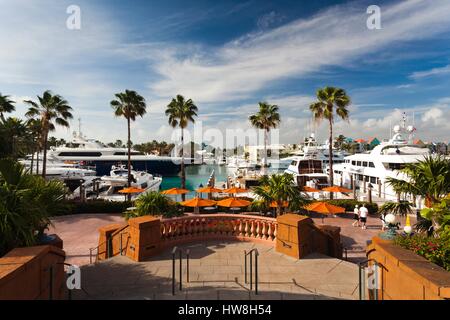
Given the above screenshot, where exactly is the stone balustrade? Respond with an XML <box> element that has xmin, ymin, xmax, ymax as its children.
<box><xmin>160</xmin><ymin>214</ymin><xmax>278</xmax><ymax>247</ymax></box>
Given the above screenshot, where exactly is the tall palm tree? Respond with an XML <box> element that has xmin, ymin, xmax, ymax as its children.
<box><xmin>253</xmin><ymin>173</ymin><xmax>308</xmax><ymax>217</ymax></box>
<box><xmin>249</xmin><ymin>102</ymin><xmax>280</xmax><ymax>168</ymax></box>
<box><xmin>110</xmin><ymin>90</ymin><xmax>147</xmax><ymax>194</ymax></box>
<box><xmin>24</xmin><ymin>91</ymin><xmax>73</xmax><ymax>178</ymax></box>
<box><xmin>165</xmin><ymin>94</ymin><xmax>198</xmax><ymax>201</ymax></box>
<box><xmin>25</xmin><ymin>118</ymin><xmax>42</xmax><ymax>175</ymax></box>
<box><xmin>310</xmin><ymin>87</ymin><xmax>350</xmax><ymax>197</ymax></box>
<box><xmin>0</xmin><ymin>93</ymin><xmax>15</xmax><ymax>122</ymax></box>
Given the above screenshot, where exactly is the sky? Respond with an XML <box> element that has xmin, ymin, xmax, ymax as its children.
<box><xmin>1</xmin><ymin>0</ymin><xmax>450</xmax><ymax>147</ymax></box>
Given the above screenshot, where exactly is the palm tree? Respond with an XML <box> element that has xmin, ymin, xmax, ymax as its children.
<box><xmin>25</xmin><ymin>118</ymin><xmax>43</xmax><ymax>175</ymax></box>
<box><xmin>0</xmin><ymin>117</ymin><xmax>27</xmax><ymax>159</ymax></box>
<box><xmin>24</xmin><ymin>91</ymin><xmax>73</xmax><ymax>178</ymax></box>
<box><xmin>165</xmin><ymin>94</ymin><xmax>198</xmax><ymax>201</ymax></box>
<box><xmin>253</xmin><ymin>173</ymin><xmax>308</xmax><ymax>217</ymax></box>
<box><xmin>386</xmin><ymin>156</ymin><xmax>450</xmax><ymax>234</ymax></box>
<box><xmin>386</xmin><ymin>155</ymin><xmax>450</xmax><ymax>205</ymax></box>
<box><xmin>0</xmin><ymin>159</ymin><xmax>68</xmax><ymax>256</ymax></box>
<box><xmin>249</xmin><ymin>102</ymin><xmax>280</xmax><ymax>168</ymax></box>
<box><xmin>0</xmin><ymin>93</ymin><xmax>15</xmax><ymax>122</ymax></box>
<box><xmin>379</xmin><ymin>201</ymin><xmax>414</xmax><ymax>217</ymax></box>
<box><xmin>310</xmin><ymin>87</ymin><xmax>350</xmax><ymax>197</ymax></box>
<box><xmin>334</xmin><ymin>134</ymin><xmax>346</xmax><ymax>149</ymax></box>
<box><xmin>110</xmin><ymin>90</ymin><xmax>147</xmax><ymax>195</ymax></box>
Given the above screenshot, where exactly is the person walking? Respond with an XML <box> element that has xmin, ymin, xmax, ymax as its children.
<box><xmin>360</xmin><ymin>204</ymin><xmax>369</xmax><ymax>229</ymax></box>
<box><xmin>352</xmin><ymin>205</ymin><xmax>360</xmax><ymax>227</ymax></box>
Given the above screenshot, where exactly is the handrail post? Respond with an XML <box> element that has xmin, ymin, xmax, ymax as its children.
<box><xmin>89</xmin><ymin>248</ymin><xmax>92</xmax><ymax>264</ymax></box>
<box><xmin>249</xmin><ymin>252</ymin><xmax>253</xmax><ymax>291</ymax></box>
<box><xmin>179</xmin><ymin>250</ymin><xmax>182</xmax><ymax>291</ymax></box>
<box><xmin>255</xmin><ymin>251</ymin><xmax>258</xmax><ymax>295</ymax></box>
<box><xmin>186</xmin><ymin>249</ymin><xmax>190</xmax><ymax>283</ymax></box>
<box><xmin>120</xmin><ymin>233</ymin><xmax>123</xmax><ymax>256</ymax></box>
<box><xmin>172</xmin><ymin>249</ymin><xmax>176</xmax><ymax>296</ymax></box>
<box><xmin>244</xmin><ymin>250</ymin><xmax>247</xmax><ymax>284</ymax></box>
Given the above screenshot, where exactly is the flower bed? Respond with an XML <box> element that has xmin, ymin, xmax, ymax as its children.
<box><xmin>394</xmin><ymin>234</ymin><xmax>450</xmax><ymax>272</ymax></box>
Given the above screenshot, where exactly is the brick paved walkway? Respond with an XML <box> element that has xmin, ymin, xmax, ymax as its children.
<box><xmin>73</xmin><ymin>241</ymin><xmax>360</xmax><ymax>300</ymax></box>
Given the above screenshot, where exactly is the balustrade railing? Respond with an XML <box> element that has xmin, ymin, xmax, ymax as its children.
<box><xmin>160</xmin><ymin>214</ymin><xmax>277</xmax><ymax>245</ymax></box>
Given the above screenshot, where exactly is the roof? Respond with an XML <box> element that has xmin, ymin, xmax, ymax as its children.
<box><xmin>355</xmin><ymin>139</ymin><xmax>366</xmax><ymax>143</ymax></box>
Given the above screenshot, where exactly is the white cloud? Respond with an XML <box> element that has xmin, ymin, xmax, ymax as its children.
<box><xmin>410</xmin><ymin>64</ymin><xmax>450</xmax><ymax>79</ymax></box>
<box><xmin>147</xmin><ymin>0</ymin><xmax>450</xmax><ymax>103</ymax></box>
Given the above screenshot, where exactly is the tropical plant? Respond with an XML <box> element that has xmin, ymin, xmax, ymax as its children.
<box><xmin>24</xmin><ymin>91</ymin><xmax>73</xmax><ymax>177</ymax></box>
<box><xmin>378</xmin><ymin>201</ymin><xmax>414</xmax><ymax>217</ymax></box>
<box><xmin>25</xmin><ymin>118</ymin><xmax>43</xmax><ymax>174</ymax></box>
<box><xmin>0</xmin><ymin>93</ymin><xmax>15</xmax><ymax>122</ymax></box>
<box><xmin>395</xmin><ymin>234</ymin><xmax>450</xmax><ymax>271</ymax></box>
<box><xmin>249</xmin><ymin>102</ymin><xmax>280</xmax><ymax>168</ymax></box>
<box><xmin>110</xmin><ymin>90</ymin><xmax>147</xmax><ymax>198</ymax></box>
<box><xmin>310</xmin><ymin>87</ymin><xmax>350</xmax><ymax>197</ymax></box>
<box><xmin>334</xmin><ymin>134</ymin><xmax>346</xmax><ymax>149</ymax></box>
<box><xmin>0</xmin><ymin>159</ymin><xmax>68</xmax><ymax>256</ymax></box>
<box><xmin>0</xmin><ymin>117</ymin><xmax>28</xmax><ymax>159</ymax></box>
<box><xmin>253</xmin><ymin>173</ymin><xmax>308</xmax><ymax>217</ymax></box>
<box><xmin>420</xmin><ymin>199</ymin><xmax>450</xmax><ymax>238</ymax></box>
<box><xmin>165</xmin><ymin>94</ymin><xmax>198</xmax><ymax>201</ymax></box>
<box><xmin>125</xmin><ymin>191</ymin><xmax>182</xmax><ymax>219</ymax></box>
<box><xmin>386</xmin><ymin>156</ymin><xmax>450</xmax><ymax>234</ymax></box>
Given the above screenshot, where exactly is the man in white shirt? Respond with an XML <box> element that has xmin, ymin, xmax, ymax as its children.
<box><xmin>359</xmin><ymin>204</ymin><xmax>369</xmax><ymax>229</ymax></box>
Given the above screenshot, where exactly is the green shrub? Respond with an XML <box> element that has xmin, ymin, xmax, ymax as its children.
<box><xmin>125</xmin><ymin>191</ymin><xmax>184</xmax><ymax>219</ymax></box>
<box><xmin>64</xmin><ymin>200</ymin><xmax>132</xmax><ymax>215</ymax></box>
<box><xmin>394</xmin><ymin>234</ymin><xmax>450</xmax><ymax>272</ymax></box>
<box><xmin>324</xmin><ymin>199</ymin><xmax>378</xmax><ymax>214</ymax></box>
<box><xmin>0</xmin><ymin>159</ymin><xmax>69</xmax><ymax>256</ymax></box>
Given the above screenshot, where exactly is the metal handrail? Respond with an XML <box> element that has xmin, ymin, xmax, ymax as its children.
<box><xmin>89</xmin><ymin>225</ymin><xmax>130</xmax><ymax>263</ymax></box>
<box><xmin>46</xmin><ymin>262</ymin><xmax>89</xmax><ymax>300</ymax></box>
<box><xmin>244</xmin><ymin>248</ymin><xmax>259</xmax><ymax>295</ymax></box>
<box><xmin>358</xmin><ymin>258</ymin><xmax>379</xmax><ymax>300</ymax></box>
<box><xmin>171</xmin><ymin>247</ymin><xmax>190</xmax><ymax>296</ymax></box>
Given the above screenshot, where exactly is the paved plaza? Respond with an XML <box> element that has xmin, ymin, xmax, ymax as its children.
<box><xmin>49</xmin><ymin>212</ymin><xmax>416</xmax><ymax>266</ymax></box>
<box><xmin>73</xmin><ymin>241</ymin><xmax>360</xmax><ymax>300</ymax></box>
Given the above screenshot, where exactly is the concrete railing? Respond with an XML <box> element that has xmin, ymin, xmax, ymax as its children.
<box><xmin>160</xmin><ymin>214</ymin><xmax>278</xmax><ymax>247</ymax></box>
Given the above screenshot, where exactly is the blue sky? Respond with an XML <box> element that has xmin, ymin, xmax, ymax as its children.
<box><xmin>1</xmin><ymin>0</ymin><xmax>450</xmax><ymax>145</ymax></box>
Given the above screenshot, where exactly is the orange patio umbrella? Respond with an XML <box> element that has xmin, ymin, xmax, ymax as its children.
<box><xmin>196</xmin><ymin>186</ymin><xmax>222</xmax><ymax>193</ymax></box>
<box><xmin>161</xmin><ymin>187</ymin><xmax>190</xmax><ymax>195</ymax></box>
<box><xmin>301</xmin><ymin>186</ymin><xmax>321</xmax><ymax>192</ymax></box>
<box><xmin>180</xmin><ymin>197</ymin><xmax>217</xmax><ymax>207</ymax></box>
<box><xmin>223</xmin><ymin>187</ymin><xmax>248</xmax><ymax>194</ymax></box>
<box><xmin>321</xmin><ymin>186</ymin><xmax>352</xmax><ymax>193</ymax></box>
<box><xmin>217</xmin><ymin>197</ymin><xmax>251</xmax><ymax>207</ymax></box>
<box><xmin>118</xmin><ymin>187</ymin><xmax>146</xmax><ymax>194</ymax></box>
<box><xmin>304</xmin><ymin>201</ymin><xmax>346</xmax><ymax>223</ymax></box>
<box><xmin>269</xmin><ymin>200</ymin><xmax>289</xmax><ymax>208</ymax></box>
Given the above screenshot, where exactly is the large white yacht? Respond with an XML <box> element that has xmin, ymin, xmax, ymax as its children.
<box><xmin>37</xmin><ymin>131</ymin><xmax>186</xmax><ymax>176</ymax></box>
<box><xmin>332</xmin><ymin>116</ymin><xmax>430</xmax><ymax>203</ymax></box>
<box><xmin>284</xmin><ymin>133</ymin><xmax>347</xmax><ymax>187</ymax></box>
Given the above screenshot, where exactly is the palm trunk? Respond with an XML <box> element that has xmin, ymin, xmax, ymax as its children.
<box><xmin>127</xmin><ymin>117</ymin><xmax>132</xmax><ymax>202</ymax></box>
<box><xmin>30</xmin><ymin>143</ymin><xmax>34</xmax><ymax>174</ymax></box>
<box><xmin>42</xmin><ymin>130</ymin><xmax>48</xmax><ymax>178</ymax></box>
<box><xmin>36</xmin><ymin>147</ymin><xmax>39</xmax><ymax>175</ymax></box>
<box><xmin>263</xmin><ymin>128</ymin><xmax>268</xmax><ymax>168</ymax></box>
<box><xmin>181</xmin><ymin>128</ymin><xmax>186</xmax><ymax>201</ymax></box>
<box><xmin>328</xmin><ymin>118</ymin><xmax>334</xmax><ymax>199</ymax></box>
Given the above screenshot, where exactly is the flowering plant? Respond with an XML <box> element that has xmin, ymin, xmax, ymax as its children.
<box><xmin>394</xmin><ymin>234</ymin><xmax>450</xmax><ymax>272</ymax></box>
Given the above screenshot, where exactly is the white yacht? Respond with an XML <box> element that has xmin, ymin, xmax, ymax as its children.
<box><xmin>284</xmin><ymin>133</ymin><xmax>346</xmax><ymax>187</ymax></box>
<box><xmin>39</xmin><ymin>131</ymin><xmax>186</xmax><ymax>176</ymax></box>
<box><xmin>20</xmin><ymin>157</ymin><xmax>97</xmax><ymax>181</ymax></box>
<box><xmin>332</xmin><ymin>116</ymin><xmax>430</xmax><ymax>203</ymax></box>
<box><xmin>75</xmin><ymin>165</ymin><xmax>162</xmax><ymax>202</ymax></box>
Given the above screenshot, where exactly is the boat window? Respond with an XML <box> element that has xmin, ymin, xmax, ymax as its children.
<box><xmin>351</xmin><ymin>160</ymin><xmax>356</xmax><ymax>165</ymax></box>
<box><xmin>291</xmin><ymin>161</ymin><xmax>298</xmax><ymax>166</ymax></box>
<box><xmin>113</xmin><ymin>151</ymin><xmax>144</xmax><ymax>156</ymax></box>
<box><xmin>387</xmin><ymin>163</ymin><xmax>406</xmax><ymax>170</ymax></box>
<box><xmin>369</xmin><ymin>162</ymin><xmax>375</xmax><ymax>168</ymax></box>
<box><xmin>362</xmin><ymin>161</ymin><xmax>368</xmax><ymax>167</ymax></box>
<box><xmin>141</xmin><ymin>182</ymin><xmax>148</xmax><ymax>189</ymax></box>
<box><xmin>58</xmin><ymin>152</ymin><xmax>102</xmax><ymax>157</ymax></box>
<box><xmin>370</xmin><ymin>176</ymin><xmax>376</xmax><ymax>184</ymax></box>
<box><xmin>357</xmin><ymin>161</ymin><xmax>361</xmax><ymax>166</ymax></box>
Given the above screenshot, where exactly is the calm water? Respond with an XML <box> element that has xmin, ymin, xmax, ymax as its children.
<box><xmin>159</xmin><ymin>164</ymin><xmax>285</xmax><ymax>199</ymax></box>
<box><xmin>160</xmin><ymin>164</ymin><xmax>229</xmax><ymax>198</ymax></box>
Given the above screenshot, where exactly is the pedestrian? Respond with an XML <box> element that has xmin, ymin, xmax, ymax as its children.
<box><xmin>352</xmin><ymin>205</ymin><xmax>360</xmax><ymax>227</ymax></box>
<box><xmin>360</xmin><ymin>204</ymin><xmax>368</xmax><ymax>229</ymax></box>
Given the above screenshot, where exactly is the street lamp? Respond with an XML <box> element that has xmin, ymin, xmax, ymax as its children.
<box><xmin>367</xmin><ymin>183</ymin><xmax>373</xmax><ymax>204</ymax></box>
<box><xmin>379</xmin><ymin>213</ymin><xmax>398</xmax><ymax>240</ymax></box>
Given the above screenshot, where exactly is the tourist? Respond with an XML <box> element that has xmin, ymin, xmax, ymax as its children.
<box><xmin>352</xmin><ymin>205</ymin><xmax>360</xmax><ymax>227</ymax></box>
<box><xmin>360</xmin><ymin>204</ymin><xmax>368</xmax><ymax>229</ymax></box>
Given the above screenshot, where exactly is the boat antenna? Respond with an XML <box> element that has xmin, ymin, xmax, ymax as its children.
<box><xmin>78</xmin><ymin>117</ymin><xmax>82</xmax><ymax>138</ymax></box>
